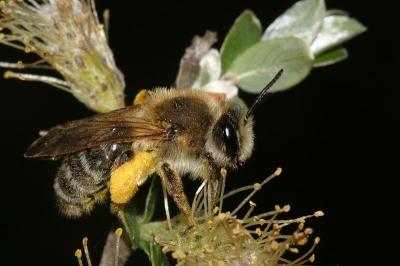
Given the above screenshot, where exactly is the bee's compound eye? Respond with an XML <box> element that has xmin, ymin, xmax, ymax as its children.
<box><xmin>213</xmin><ymin>114</ymin><xmax>238</xmax><ymax>159</ymax></box>
<box><xmin>223</xmin><ymin>122</ymin><xmax>238</xmax><ymax>158</ymax></box>
<box><xmin>119</xmin><ymin>150</ymin><xmax>133</xmax><ymax>165</ymax></box>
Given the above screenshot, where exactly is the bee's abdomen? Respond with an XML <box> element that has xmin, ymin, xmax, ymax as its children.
<box><xmin>54</xmin><ymin>144</ymin><xmax>131</xmax><ymax>218</ymax></box>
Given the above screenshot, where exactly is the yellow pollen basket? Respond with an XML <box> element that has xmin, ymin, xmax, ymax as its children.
<box><xmin>110</xmin><ymin>151</ymin><xmax>156</xmax><ymax>204</ymax></box>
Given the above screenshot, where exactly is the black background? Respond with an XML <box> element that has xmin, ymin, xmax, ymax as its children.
<box><xmin>1</xmin><ymin>1</ymin><xmax>397</xmax><ymax>265</ymax></box>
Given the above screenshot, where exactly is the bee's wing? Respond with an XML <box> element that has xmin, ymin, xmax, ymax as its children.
<box><xmin>24</xmin><ymin>105</ymin><xmax>171</xmax><ymax>159</ymax></box>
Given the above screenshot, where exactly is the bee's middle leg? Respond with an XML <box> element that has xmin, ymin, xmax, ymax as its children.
<box><xmin>159</xmin><ymin>163</ymin><xmax>195</xmax><ymax>227</ymax></box>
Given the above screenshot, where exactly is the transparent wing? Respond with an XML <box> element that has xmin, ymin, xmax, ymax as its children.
<box><xmin>24</xmin><ymin>105</ymin><xmax>171</xmax><ymax>159</ymax></box>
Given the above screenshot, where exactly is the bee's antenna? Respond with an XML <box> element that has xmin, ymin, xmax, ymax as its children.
<box><xmin>244</xmin><ymin>69</ymin><xmax>284</xmax><ymax>124</ymax></box>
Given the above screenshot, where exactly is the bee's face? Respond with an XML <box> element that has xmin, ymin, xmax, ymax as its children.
<box><xmin>206</xmin><ymin>102</ymin><xmax>254</xmax><ymax>170</ymax></box>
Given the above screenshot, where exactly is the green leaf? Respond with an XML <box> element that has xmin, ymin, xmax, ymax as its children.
<box><xmin>141</xmin><ymin>239</ymin><xmax>170</xmax><ymax>266</ymax></box>
<box><xmin>325</xmin><ymin>9</ymin><xmax>348</xmax><ymax>16</ymax></box>
<box><xmin>150</xmin><ymin>242</ymin><xmax>170</xmax><ymax>266</ymax></box>
<box><xmin>261</xmin><ymin>0</ymin><xmax>325</xmax><ymax>45</ymax></box>
<box><xmin>142</xmin><ymin>175</ymin><xmax>161</xmax><ymax>223</ymax></box>
<box><xmin>120</xmin><ymin>201</ymin><xmax>141</xmax><ymax>248</ymax></box>
<box><xmin>220</xmin><ymin>10</ymin><xmax>262</xmax><ymax>74</ymax></box>
<box><xmin>228</xmin><ymin>37</ymin><xmax>312</xmax><ymax>93</ymax></box>
<box><xmin>311</xmin><ymin>15</ymin><xmax>367</xmax><ymax>56</ymax></box>
<box><xmin>192</xmin><ymin>48</ymin><xmax>221</xmax><ymax>88</ymax></box>
<box><xmin>313</xmin><ymin>47</ymin><xmax>348</xmax><ymax>67</ymax></box>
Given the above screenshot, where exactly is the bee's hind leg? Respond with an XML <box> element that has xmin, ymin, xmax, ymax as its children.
<box><xmin>159</xmin><ymin>163</ymin><xmax>195</xmax><ymax>229</ymax></box>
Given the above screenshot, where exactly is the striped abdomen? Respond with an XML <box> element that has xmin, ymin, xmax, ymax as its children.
<box><xmin>54</xmin><ymin>143</ymin><xmax>132</xmax><ymax>217</ymax></box>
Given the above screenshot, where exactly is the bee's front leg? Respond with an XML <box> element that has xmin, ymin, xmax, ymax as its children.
<box><xmin>159</xmin><ymin>163</ymin><xmax>195</xmax><ymax>227</ymax></box>
<box><xmin>205</xmin><ymin>153</ymin><xmax>221</xmax><ymax>208</ymax></box>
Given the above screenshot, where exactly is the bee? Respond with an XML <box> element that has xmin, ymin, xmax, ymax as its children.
<box><xmin>25</xmin><ymin>70</ymin><xmax>283</xmax><ymax>226</ymax></box>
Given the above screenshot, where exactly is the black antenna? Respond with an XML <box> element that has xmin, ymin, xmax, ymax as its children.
<box><xmin>244</xmin><ymin>69</ymin><xmax>284</xmax><ymax>124</ymax></box>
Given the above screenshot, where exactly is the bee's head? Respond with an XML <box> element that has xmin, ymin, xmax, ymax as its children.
<box><xmin>205</xmin><ymin>104</ymin><xmax>254</xmax><ymax>170</ymax></box>
<box><xmin>205</xmin><ymin>69</ymin><xmax>283</xmax><ymax>170</ymax></box>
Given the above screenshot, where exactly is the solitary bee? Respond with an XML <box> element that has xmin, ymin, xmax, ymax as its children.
<box><xmin>25</xmin><ymin>70</ymin><xmax>283</xmax><ymax>226</ymax></box>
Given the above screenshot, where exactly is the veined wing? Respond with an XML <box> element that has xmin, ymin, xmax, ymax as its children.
<box><xmin>24</xmin><ymin>105</ymin><xmax>172</xmax><ymax>159</ymax></box>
